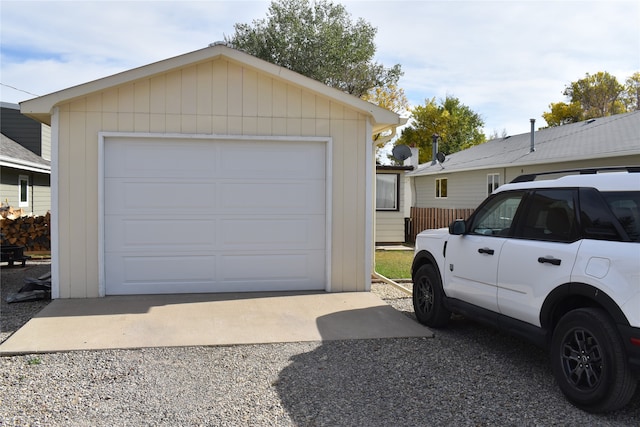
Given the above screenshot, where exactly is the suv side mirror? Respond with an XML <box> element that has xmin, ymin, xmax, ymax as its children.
<box><xmin>449</xmin><ymin>219</ymin><xmax>467</xmax><ymax>235</ymax></box>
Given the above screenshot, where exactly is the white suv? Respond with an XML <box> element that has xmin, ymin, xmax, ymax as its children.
<box><xmin>411</xmin><ymin>167</ymin><xmax>640</xmax><ymax>413</ymax></box>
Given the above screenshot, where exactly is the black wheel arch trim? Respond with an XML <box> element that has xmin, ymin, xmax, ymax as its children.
<box><xmin>540</xmin><ymin>282</ymin><xmax>630</xmax><ymax>331</ymax></box>
<box><xmin>411</xmin><ymin>250</ymin><xmax>442</xmax><ymax>282</ymax></box>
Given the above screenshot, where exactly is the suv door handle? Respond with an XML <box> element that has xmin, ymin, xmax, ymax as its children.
<box><xmin>478</xmin><ymin>248</ymin><xmax>495</xmax><ymax>255</ymax></box>
<box><xmin>538</xmin><ymin>256</ymin><xmax>561</xmax><ymax>266</ymax></box>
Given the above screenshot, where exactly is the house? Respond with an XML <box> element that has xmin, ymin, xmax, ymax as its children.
<box><xmin>407</xmin><ymin>112</ymin><xmax>640</xmax><ymax>213</ymax></box>
<box><xmin>20</xmin><ymin>43</ymin><xmax>402</xmax><ymax>298</ymax></box>
<box><xmin>0</xmin><ymin>102</ymin><xmax>51</xmax><ymax>216</ymax></box>
<box><xmin>375</xmin><ymin>149</ymin><xmax>416</xmax><ymax>244</ymax></box>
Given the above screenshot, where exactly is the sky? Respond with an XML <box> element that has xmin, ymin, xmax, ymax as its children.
<box><xmin>1</xmin><ymin>0</ymin><xmax>639</xmax><ymax>140</ymax></box>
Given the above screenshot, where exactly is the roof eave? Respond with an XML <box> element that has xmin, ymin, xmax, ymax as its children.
<box><xmin>0</xmin><ymin>156</ymin><xmax>51</xmax><ymax>174</ymax></box>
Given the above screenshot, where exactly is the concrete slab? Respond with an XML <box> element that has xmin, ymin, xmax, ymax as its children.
<box><xmin>0</xmin><ymin>291</ymin><xmax>432</xmax><ymax>355</ymax></box>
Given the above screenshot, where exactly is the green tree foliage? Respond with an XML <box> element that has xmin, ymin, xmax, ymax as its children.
<box><xmin>225</xmin><ymin>0</ymin><xmax>402</xmax><ymax>98</ymax></box>
<box><xmin>542</xmin><ymin>101</ymin><xmax>584</xmax><ymax>127</ymax></box>
<box><xmin>394</xmin><ymin>96</ymin><xmax>486</xmax><ymax>164</ymax></box>
<box><xmin>542</xmin><ymin>71</ymin><xmax>636</xmax><ymax>126</ymax></box>
<box><xmin>622</xmin><ymin>72</ymin><xmax>640</xmax><ymax>112</ymax></box>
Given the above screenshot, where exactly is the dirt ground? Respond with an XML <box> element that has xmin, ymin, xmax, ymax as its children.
<box><xmin>0</xmin><ymin>259</ymin><xmax>52</xmax><ymax>344</ymax></box>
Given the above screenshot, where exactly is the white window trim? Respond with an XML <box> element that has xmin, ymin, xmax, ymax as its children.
<box><xmin>376</xmin><ymin>173</ymin><xmax>399</xmax><ymax>211</ymax></box>
<box><xmin>435</xmin><ymin>177</ymin><xmax>448</xmax><ymax>199</ymax></box>
<box><xmin>487</xmin><ymin>173</ymin><xmax>500</xmax><ymax>196</ymax></box>
<box><xmin>18</xmin><ymin>175</ymin><xmax>29</xmax><ymax>207</ymax></box>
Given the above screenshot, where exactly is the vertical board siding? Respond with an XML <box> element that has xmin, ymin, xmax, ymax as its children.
<box><xmin>55</xmin><ymin>56</ymin><xmax>370</xmax><ymax>297</ymax></box>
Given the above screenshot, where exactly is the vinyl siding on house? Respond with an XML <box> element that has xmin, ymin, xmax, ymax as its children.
<box><xmin>0</xmin><ymin>169</ymin><xmax>50</xmax><ymax>216</ymax></box>
<box><xmin>31</xmin><ymin>173</ymin><xmax>51</xmax><ymax>215</ymax></box>
<box><xmin>414</xmin><ymin>170</ymin><xmax>496</xmax><ymax>209</ymax></box>
<box><xmin>41</xmin><ymin>125</ymin><xmax>51</xmax><ymax>161</ymax></box>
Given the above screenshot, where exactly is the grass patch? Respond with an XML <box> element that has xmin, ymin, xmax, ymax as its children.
<box><xmin>27</xmin><ymin>357</ymin><xmax>42</xmax><ymax>366</ymax></box>
<box><xmin>374</xmin><ymin>250</ymin><xmax>413</xmax><ymax>280</ymax></box>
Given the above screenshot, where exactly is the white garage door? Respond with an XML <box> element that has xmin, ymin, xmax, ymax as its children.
<box><xmin>104</xmin><ymin>136</ymin><xmax>327</xmax><ymax>295</ymax></box>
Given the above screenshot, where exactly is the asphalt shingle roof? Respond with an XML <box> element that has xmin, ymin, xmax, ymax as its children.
<box><xmin>407</xmin><ymin>111</ymin><xmax>640</xmax><ymax>176</ymax></box>
<box><xmin>0</xmin><ymin>133</ymin><xmax>50</xmax><ymax>170</ymax></box>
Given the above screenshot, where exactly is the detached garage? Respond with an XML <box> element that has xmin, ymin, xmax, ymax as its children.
<box><xmin>21</xmin><ymin>44</ymin><xmax>401</xmax><ymax>298</ymax></box>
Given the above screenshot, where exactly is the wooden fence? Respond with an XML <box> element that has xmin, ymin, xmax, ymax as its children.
<box><xmin>409</xmin><ymin>207</ymin><xmax>475</xmax><ymax>243</ymax></box>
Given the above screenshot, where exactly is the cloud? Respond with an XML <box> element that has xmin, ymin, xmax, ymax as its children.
<box><xmin>1</xmin><ymin>0</ymin><xmax>638</xmax><ymax>138</ymax></box>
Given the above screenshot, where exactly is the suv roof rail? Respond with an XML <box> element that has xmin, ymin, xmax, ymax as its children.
<box><xmin>510</xmin><ymin>166</ymin><xmax>640</xmax><ymax>183</ymax></box>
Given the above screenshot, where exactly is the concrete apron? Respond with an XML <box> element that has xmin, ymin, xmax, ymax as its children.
<box><xmin>0</xmin><ymin>292</ymin><xmax>433</xmax><ymax>355</ymax></box>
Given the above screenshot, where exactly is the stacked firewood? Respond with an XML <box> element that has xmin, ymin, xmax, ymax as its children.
<box><xmin>0</xmin><ymin>211</ymin><xmax>51</xmax><ymax>251</ymax></box>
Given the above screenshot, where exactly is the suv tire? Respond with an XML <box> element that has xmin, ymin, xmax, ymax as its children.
<box><xmin>412</xmin><ymin>264</ymin><xmax>451</xmax><ymax>328</ymax></box>
<box><xmin>550</xmin><ymin>308</ymin><xmax>637</xmax><ymax>412</ymax></box>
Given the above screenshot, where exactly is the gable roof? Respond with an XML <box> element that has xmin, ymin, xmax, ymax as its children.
<box><xmin>20</xmin><ymin>43</ymin><xmax>401</xmax><ymax>133</ymax></box>
<box><xmin>0</xmin><ymin>133</ymin><xmax>50</xmax><ymax>174</ymax></box>
<box><xmin>407</xmin><ymin>111</ymin><xmax>640</xmax><ymax>177</ymax></box>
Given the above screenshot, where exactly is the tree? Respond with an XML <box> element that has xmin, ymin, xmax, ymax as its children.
<box><xmin>542</xmin><ymin>101</ymin><xmax>584</xmax><ymax>127</ymax></box>
<box><xmin>362</xmin><ymin>83</ymin><xmax>409</xmax><ymax>116</ymax></box>
<box><xmin>225</xmin><ymin>0</ymin><xmax>402</xmax><ymax>98</ymax></box>
<box><xmin>543</xmin><ymin>71</ymin><xmax>628</xmax><ymax>126</ymax></box>
<box><xmin>565</xmin><ymin>71</ymin><xmax>625</xmax><ymax>118</ymax></box>
<box><xmin>393</xmin><ymin>96</ymin><xmax>485</xmax><ymax>164</ymax></box>
<box><xmin>622</xmin><ymin>72</ymin><xmax>640</xmax><ymax>111</ymax></box>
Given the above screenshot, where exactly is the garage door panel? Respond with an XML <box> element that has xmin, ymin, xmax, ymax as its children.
<box><xmin>220</xmin><ymin>251</ymin><xmax>325</xmax><ymax>290</ymax></box>
<box><xmin>219</xmin><ymin>141</ymin><xmax>325</xmax><ymax>180</ymax></box>
<box><xmin>220</xmin><ymin>216</ymin><xmax>325</xmax><ymax>250</ymax></box>
<box><xmin>105</xmin><ymin>218</ymin><xmax>217</xmax><ymax>252</ymax></box>
<box><xmin>106</xmin><ymin>140</ymin><xmax>217</xmax><ymax>179</ymax></box>
<box><xmin>106</xmin><ymin>254</ymin><xmax>218</xmax><ymax>295</ymax></box>
<box><xmin>105</xmin><ymin>179</ymin><xmax>217</xmax><ymax>214</ymax></box>
<box><xmin>219</xmin><ymin>181</ymin><xmax>324</xmax><ymax>214</ymax></box>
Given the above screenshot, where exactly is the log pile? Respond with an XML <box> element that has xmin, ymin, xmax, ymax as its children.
<box><xmin>0</xmin><ymin>211</ymin><xmax>51</xmax><ymax>252</ymax></box>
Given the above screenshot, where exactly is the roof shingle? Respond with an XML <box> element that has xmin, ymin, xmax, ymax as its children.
<box><xmin>408</xmin><ymin>111</ymin><xmax>640</xmax><ymax>176</ymax></box>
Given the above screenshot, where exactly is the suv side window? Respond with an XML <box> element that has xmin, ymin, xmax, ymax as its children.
<box><xmin>580</xmin><ymin>188</ymin><xmax>638</xmax><ymax>242</ymax></box>
<box><xmin>602</xmin><ymin>191</ymin><xmax>640</xmax><ymax>242</ymax></box>
<box><xmin>517</xmin><ymin>189</ymin><xmax>578</xmax><ymax>242</ymax></box>
<box><xmin>469</xmin><ymin>191</ymin><xmax>525</xmax><ymax>236</ymax></box>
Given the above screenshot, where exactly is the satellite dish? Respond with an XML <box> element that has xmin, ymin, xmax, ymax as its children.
<box><xmin>436</xmin><ymin>152</ymin><xmax>446</xmax><ymax>163</ymax></box>
<box><xmin>392</xmin><ymin>144</ymin><xmax>412</xmax><ymax>161</ymax></box>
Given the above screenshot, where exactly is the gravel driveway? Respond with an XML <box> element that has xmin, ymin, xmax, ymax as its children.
<box><xmin>1</xmin><ymin>261</ymin><xmax>639</xmax><ymax>426</ymax></box>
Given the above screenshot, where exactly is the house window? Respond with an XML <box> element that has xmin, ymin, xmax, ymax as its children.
<box><xmin>18</xmin><ymin>175</ymin><xmax>29</xmax><ymax>207</ymax></box>
<box><xmin>376</xmin><ymin>173</ymin><xmax>399</xmax><ymax>211</ymax></box>
<box><xmin>435</xmin><ymin>178</ymin><xmax>448</xmax><ymax>199</ymax></box>
<box><xmin>487</xmin><ymin>173</ymin><xmax>500</xmax><ymax>195</ymax></box>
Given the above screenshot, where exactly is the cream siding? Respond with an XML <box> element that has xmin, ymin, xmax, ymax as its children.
<box><xmin>414</xmin><ymin>170</ymin><xmax>488</xmax><ymax>209</ymax></box>
<box><xmin>53</xmin><ymin>56</ymin><xmax>373</xmax><ymax>297</ymax></box>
